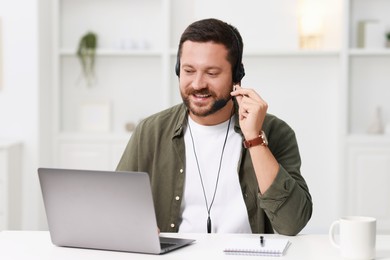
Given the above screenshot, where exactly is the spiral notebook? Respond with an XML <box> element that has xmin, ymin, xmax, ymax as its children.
<box><xmin>223</xmin><ymin>237</ymin><xmax>291</xmax><ymax>256</ymax></box>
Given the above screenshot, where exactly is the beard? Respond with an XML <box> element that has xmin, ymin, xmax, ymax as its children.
<box><xmin>181</xmin><ymin>88</ymin><xmax>232</xmax><ymax>117</ymax></box>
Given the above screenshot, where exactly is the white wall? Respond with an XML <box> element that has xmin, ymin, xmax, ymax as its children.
<box><xmin>0</xmin><ymin>0</ymin><xmax>50</xmax><ymax>230</ymax></box>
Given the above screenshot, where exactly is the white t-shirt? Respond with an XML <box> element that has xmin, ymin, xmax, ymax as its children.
<box><xmin>178</xmin><ymin>116</ymin><xmax>252</xmax><ymax>233</ymax></box>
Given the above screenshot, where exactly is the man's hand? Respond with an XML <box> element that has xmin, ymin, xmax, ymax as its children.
<box><xmin>231</xmin><ymin>85</ymin><xmax>268</xmax><ymax>140</ymax></box>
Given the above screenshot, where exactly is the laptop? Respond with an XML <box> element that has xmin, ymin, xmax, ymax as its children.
<box><xmin>38</xmin><ymin>167</ymin><xmax>195</xmax><ymax>254</ymax></box>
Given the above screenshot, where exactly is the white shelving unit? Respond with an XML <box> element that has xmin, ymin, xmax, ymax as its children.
<box><xmin>54</xmin><ymin>0</ymin><xmax>169</xmax><ymax>132</ymax></box>
<box><xmin>50</xmin><ymin>0</ymin><xmax>390</xmax><ymax>232</ymax></box>
<box><xmin>347</xmin><ymin>0</ymin><xmax>390</xmax><ymax>133</ymax></box>
<box><xmin>344</xmin><ymin>0</ymin><xmax>390</xmax><ymax>234</ymax></box>
<box><xmin>52</xmin><ymin>0</ymin><xmax>171</xmax><ymax>170</ymax></box>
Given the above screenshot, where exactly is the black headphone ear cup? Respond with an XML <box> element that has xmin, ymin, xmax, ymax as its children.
<box><xmin>233</xmin><ymin>63</ymin><xmax>245</xmax><ymax>84</ymax></box>
<box><xmin>175</xmin><ymin>58</ymin><xmax>180</xmax><ymax>77</ymax></box>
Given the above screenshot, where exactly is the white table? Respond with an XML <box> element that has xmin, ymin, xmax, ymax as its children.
<box><xmin>1</xmin><ymin>231</ymin><xmax>390</xmax><ymax>259</ymax></box>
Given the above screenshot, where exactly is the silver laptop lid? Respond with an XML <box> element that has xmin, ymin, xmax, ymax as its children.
<box><xmin>38</xmin><ymin>168</ymin><xmax>163</xmax><ymax>254</ymax></box>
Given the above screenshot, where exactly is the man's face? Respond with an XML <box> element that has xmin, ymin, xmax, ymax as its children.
<box><xmin>179</xmin><ymin>41</ymin><xmax>233</xmax><ymax>117</ymax></box>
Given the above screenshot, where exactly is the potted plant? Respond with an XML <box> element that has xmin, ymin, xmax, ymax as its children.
<box><xmin>77</xmin><ymin>31</ymin><xmax>97</xmax><ymax>86</ymax></box>
<box><xmin>386</xmin><ymin>32</ymin><xmax>390</xmax><ymax>48</ymax></box>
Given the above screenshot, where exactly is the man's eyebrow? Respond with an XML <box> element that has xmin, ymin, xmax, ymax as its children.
<box><xmin>182</xmin><ymin>64</ymin><xmax>221</xmax><ymax>70</ymax></box>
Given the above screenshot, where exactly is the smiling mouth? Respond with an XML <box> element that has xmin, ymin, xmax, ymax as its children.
<box><xmin>193</xmin><ymin>93</ymin><xmax>211</xmax><ymax>99</ymax></box>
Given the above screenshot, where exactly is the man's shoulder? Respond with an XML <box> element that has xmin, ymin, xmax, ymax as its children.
<box><xmin>144</xmin><ymin>103</ymin><xmax>185</xmax><ymax>121</ymax></box>
<box><xmin>137</xmin><ymin>103</ymin><xmax>186</xmax><ymax>132</ymax></box>
<box><xmin>264</xmin><ymin>113</ymin><xmax>290</xmax><ymax>128</ymax></box>
<box><xmin>264</xmin><ymin>113</ymin><xmax>296</xmax><ymax>138</ymax></box>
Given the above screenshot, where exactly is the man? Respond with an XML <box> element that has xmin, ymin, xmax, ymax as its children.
<box><xmin>116</xmin><ymin>18</ymin><xmax>312</xmax><ymax>235</ymax></box>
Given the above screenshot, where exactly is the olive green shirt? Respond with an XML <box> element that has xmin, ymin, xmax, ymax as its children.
<box><xmin>116</xmin><ymin>103</ymin><xmax>312</xmax><ymax>235</ymax></box>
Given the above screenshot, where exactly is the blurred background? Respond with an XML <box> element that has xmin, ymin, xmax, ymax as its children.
<box><xmin>0</xmin><ymin>0</ymin><xmax>390</xmax><ymax>234</ymax></box>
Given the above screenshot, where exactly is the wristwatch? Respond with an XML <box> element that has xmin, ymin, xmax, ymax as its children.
<box><xmin>243</xmin><ymin>130</ymin><xmax>268</xmax><ymax>148</ymax></box>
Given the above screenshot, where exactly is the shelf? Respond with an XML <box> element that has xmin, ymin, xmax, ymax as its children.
<box><xmin>347</xmin><ymin>134</ymin><xmax>390</xmax><ymax>145</ymax></box>
<box><xmin>0</xmin><ymin>140</ymin><xmax>22</xmax><ymax>148</ymax></box>
<box><xmin>169</xmin><ymin>49</ymin><xmax>341</xmax><ymax>57</ymax></box>
<box><xmin>58</xmin><ymin>132</ymin><xmax>131</xmax><ymax>142</ymax></box>
<box><xmin>348</xmin><ymin>49</ymin><xmax>390</xmax><ymax>56</ymax></box>
<box><xmin>243</xmin><ymin>50</ymin><xmax>340</xmax><ymax>57</ymax></box>
<box><xmin>59</xmin><ymin>48</ymin><xmax>163</xmax><ymax>57</ymax></box>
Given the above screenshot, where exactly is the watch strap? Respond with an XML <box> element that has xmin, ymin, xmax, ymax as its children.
<box><xmin>243</xmin><ymin>131</ymin><xmax>267</xmax><ymax>148</ymax></box>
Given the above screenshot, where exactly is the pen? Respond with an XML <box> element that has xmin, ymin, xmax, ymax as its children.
<box><xmin>260</xmin><ymin>236</ymin><xmax>264</xmax><ymax>247</ymax></box>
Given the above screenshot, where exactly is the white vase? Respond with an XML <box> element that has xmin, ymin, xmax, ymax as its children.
<box><xmin>367</xmin><ymin>106</ymin><xmax>384</xmax><ymax>134</ymax></box>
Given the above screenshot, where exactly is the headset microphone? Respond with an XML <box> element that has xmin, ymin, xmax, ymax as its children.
<box><xmin>212</xmin><ymin>97</ymin><xmax>231</xmax><ymax>112</ymax></box>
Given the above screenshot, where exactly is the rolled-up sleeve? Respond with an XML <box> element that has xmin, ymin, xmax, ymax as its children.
<box><xmin>259</xmin><ymin>164</ymin><xmax>312</xmax><ymax>235</ymax></box>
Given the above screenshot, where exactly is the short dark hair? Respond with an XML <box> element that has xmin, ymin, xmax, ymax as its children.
<box><xmin>175</xmin><ymin>18</ymin><xmax>245</xmax><ymax>83</ymax></box>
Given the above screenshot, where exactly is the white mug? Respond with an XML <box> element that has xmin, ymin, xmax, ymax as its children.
<box><xmin>329</xmin><ymin>216</ymin><xmax>376</xmax><ymax>259</ymax></box>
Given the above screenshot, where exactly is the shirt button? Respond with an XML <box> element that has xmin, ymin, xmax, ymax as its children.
<box><xmin>179</xmin><ymin>168</ymin><xmax>184</xmax><ymax>173</ymax></box>
<box><xmin>170</xmin><ymin>223</ymin><xmax>175</xmax><ymax>228</ymax></box>
<box><xmin>175</xmin><ymin>196</ymin><xmax>180</xmax><ymax>201</ymax></box>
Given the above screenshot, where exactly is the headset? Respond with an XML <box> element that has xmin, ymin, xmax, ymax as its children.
<box><xmin>175</xmin><ymin>25</ymin><xmax>245</xmax><ymax>84</ymax></box>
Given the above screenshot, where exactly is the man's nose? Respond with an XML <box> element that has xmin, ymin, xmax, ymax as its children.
<box><xmin>191</xmin><ymin>73</ymin><xmax>207</xmax><ymax>90</ymax></box>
